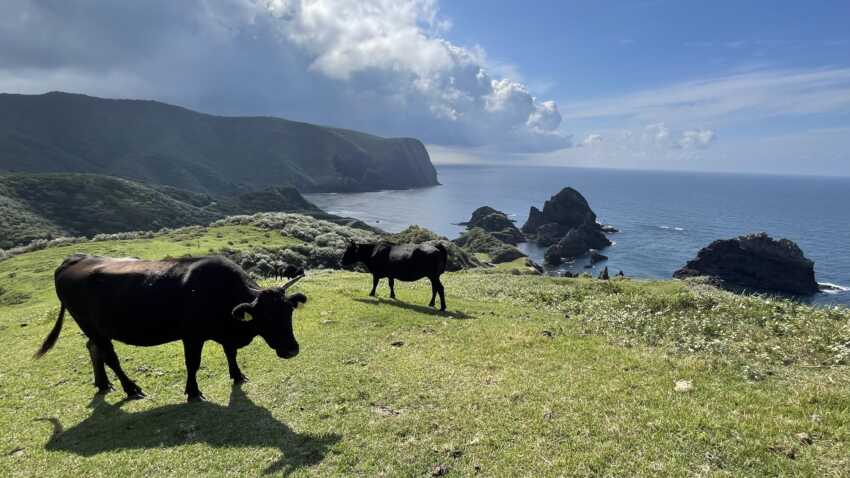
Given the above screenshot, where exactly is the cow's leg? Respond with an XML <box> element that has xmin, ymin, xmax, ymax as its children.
<box><xmin>223</xmin><ymin>345</ymin><xmax>247</xmax><ymax>384</ymax></box>
<box><xmin>388</xmin><ymin>277</ymin><xmax>396</xmax><ymax>299</ymax></box>
<box><xmin>435</xmin><ymin>276</ymin><xmax>446</xmax><ymax>311</ymax></box>
<box><xmin>428</xmin><ymin>277</ymin><xmax>438</xmax><ymax>307</ymax></box>
<box><xmin>369</xmin><ymin>275</ymin><xmax>380</xmax><ymax>297</ymax></box>
<box><xmin>86</xmin><ymin>339</ymin><xmax>113</xmax><ymax>394</ymax></box>
<box><xmin>183</xmin><ymin>340</ymin><xmax>206</xmax><ymax>402</ymax></box>
<box><xmin>98</xmin><ymin>339</ymin><xmax>144</xmax><ymax>399</ymax></box>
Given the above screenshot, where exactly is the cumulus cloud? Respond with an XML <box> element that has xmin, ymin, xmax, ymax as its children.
<box><xmin>643</xmin><ymin>123</ymin><xmax>671</xmax><ymax>144</ymax></box>
<box><xmin>639</xmin><ymin>123</ymin><xmax>716</xmax><ymax>150</ymax></box>
<box><xmin>578</xmin><ymin>134</ymin><xmax>603</xmax><ymax>147</ymax></box>
<box><xmin>0</xmin><ymin>0</ymin><xmax>567</xmax><ymax>152</ymax></box>
<box><xmin>677</xmin><ymin>129</ymin><xmax>716</xmax><ymax>149</ymax></box>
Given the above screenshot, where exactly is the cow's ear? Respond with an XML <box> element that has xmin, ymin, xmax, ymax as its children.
<box><xmin>232</xmin><ymin>301</ymin><xmax>257</xmax><ymax>322</ymax></box>
<box><xmin>287</xmin><ymin>292</ymin><xmax>307</xmax><ymax>309</ymax></box>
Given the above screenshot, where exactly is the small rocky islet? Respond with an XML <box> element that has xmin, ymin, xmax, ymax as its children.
<box><xmin>519</xmin><ymin>187</ymin><xmax>615</xmax><ymax>266</ymax></box>
<box><xmin>674</xmin><ymin>232</ymin><xmax>820</xmax><ymax>295</ymax></box>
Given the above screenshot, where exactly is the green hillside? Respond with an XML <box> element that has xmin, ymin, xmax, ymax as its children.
<box><xmin>0</xmin><ymin>173</ymin><xmax>321</xmax><ymax>248</ymax></box>
<box><xmin>0</xmin><ymin>92</ymin><xmax>439</xmax><ymax>194</ymax></box>
<box><xmin>0</xmin><ymin>215</ymin><xmax>848</xmax><ymax>476</ymax></box>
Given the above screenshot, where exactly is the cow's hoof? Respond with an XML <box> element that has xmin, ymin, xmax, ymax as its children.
<box><xmin>126</xmin><ymin>390</ymin><xmax>146</xmax><ymax>400</ymax></box>
<box><xmin>95</xmin><ymin>384</ymin><xmax>114</xmax><ymax>395</ymax></box>
<box><xmin>187</xmin><ymin>393</ymin><xmax>206</xmax><ymax>403</ymax></box>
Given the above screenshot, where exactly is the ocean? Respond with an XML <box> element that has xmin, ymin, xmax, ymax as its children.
<box><xmin>307</xmin><ymin>165</ymin><xmax>850</xmax><ymax>307</ymax></box>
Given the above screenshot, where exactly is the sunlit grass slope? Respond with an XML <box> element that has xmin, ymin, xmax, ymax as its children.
<box><xmin>0</xmin><ymin>224</ymin><xmax>848</xmax><ymax>477</ymax></box>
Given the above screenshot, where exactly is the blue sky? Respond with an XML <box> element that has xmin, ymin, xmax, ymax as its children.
<box><xmin>442</xmin><ymin>1</ymin><xmax>850</xmax><ymax>98</ymax></box>
<box><xmin>2</xmin><ymin>0</ymin><xmax>849</xmax><ymax>175</ymax></box>
<box><xmin>435</xmin><ymin>1</ymin><xmax>850</xmax><ymax>175</ymax></box>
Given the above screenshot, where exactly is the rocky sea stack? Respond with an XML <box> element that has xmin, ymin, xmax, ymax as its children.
<box><xmin>521</xmin><ymin>187</ymin><xmax>612</xmax><ymax>265</ymax></box>
<box><xmin>674</xmin><ymin>232</ymin><xmax>819</xmax><ymax>295</ymax></box>
<box><xmin>459</xmin><ymin>206</ymin><xmax>525</xmax><ymax>245</ymax></box>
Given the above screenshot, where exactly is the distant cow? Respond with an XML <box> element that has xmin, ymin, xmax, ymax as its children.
<box><xmin>341</xmin><ymin>241</ymin><xmax>448</xmax><ymax>311</ymax></box>
<box><xmin>274</xmin><ymin>263</ymin><xmax>304</xmax><ymax>281</ymax></box>
<box><xmin>34</xmin><ymin>254</ymin><xmax>307</xmax><ymax>402</ymax></box>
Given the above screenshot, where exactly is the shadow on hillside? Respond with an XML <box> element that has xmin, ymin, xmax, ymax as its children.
<box><xmin>353</xmin><ymin>297</ymin><xmax>477</xmax><ymax>320</ymax></box>
<box><xmin>38</xmin><ymin>385</ymin><xmax>340</xmax><ymax>476</ymax></box>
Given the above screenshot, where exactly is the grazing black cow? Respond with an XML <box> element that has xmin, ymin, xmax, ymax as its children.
<box><xmin>341</xmin><ymin>241</ymin><xmax>448</xmax><ymax>311</ymax></box>
<box><xmin>34</xmin><ymin>254</ymin><xmax>307</xmax><ymax>402</ymax></box>
<box><xmin>274</xmin><ymin>263</ymin><xmax>305</xmax><ymax>281</ymax></box>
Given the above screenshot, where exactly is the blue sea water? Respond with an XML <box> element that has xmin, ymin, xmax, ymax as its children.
<box><xmin>307</xmin><ymin>165</ymin><xmax>850</xmax><ymax>307</ymax></box>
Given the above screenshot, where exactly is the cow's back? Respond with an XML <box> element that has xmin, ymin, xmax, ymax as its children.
<box><xmin>55</xmin><ymin>256</ymin><xmax>188</xmax><ymax>343</ymax></box>
<box><xmin>381</xmin><ymin>243</ymin><xmax>446</xmax><ymax>281</ymax></box>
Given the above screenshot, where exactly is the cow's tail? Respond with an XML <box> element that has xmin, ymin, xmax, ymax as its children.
<box><xmin>435</xmin><ymin>242</ymin><xmax>449</xmax><ymax>274</ymax></box>
<box><xmin>33</xmin><ymin>303</ymin><xmax>65</xmax><ymax>359</ymax></box>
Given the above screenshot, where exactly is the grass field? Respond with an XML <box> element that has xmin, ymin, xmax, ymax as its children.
<box><xmin>0</xmin><ymin>224</ymin><xmax>848</xmax><ymax>477</ymax></box>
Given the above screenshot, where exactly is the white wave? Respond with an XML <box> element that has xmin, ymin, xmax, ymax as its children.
<box><xmin>658</xmin><ymin>225</ymin><xmax>685</xmax><ymax>232</ymax></box>
<box><xmin>819</xmin><ymin>282</ymin><xmax>850</xmax><ymax>294</ymax></box>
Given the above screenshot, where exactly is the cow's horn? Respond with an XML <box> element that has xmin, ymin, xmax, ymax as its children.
<box><xmin>279</xmin><ymin>274</ymin><xmax>304</xmax><ymax>292</ymax></box>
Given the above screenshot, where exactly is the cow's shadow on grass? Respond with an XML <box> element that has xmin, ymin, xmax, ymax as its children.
<box><xmin>39</xmin><ymin>385</ymin><xmax>340</xmax><ymax>476</ymax></box>
<box><xmin>353</xmin><ymin>297</ymin><xmax>477</xmax><ymax>320</ymax></box>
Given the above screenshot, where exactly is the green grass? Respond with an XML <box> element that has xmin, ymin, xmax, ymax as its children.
<box><xmin>0</xmin><ymin>172</ymin><xmax>323</xmax><ymax>248</ymax></box>
<box><xmin>0</xmin><ymin>229</ymin><xmax>849</xmax><ymax>476</ymax></box>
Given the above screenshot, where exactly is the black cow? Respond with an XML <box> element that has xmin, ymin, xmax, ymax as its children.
<box><xmin>273</xmin><ymin>263</ymin><xmax>305</xmax><ymax>281</ymax></box>
<box><xmin>341</xmin><ymin>241</ymin><xmax>448</xmax><ymax>311</ymax></box>
<box><xmin>34</xmin><ymin>254</ymin><xmax>307</xmax><ymax>402</ymax></box>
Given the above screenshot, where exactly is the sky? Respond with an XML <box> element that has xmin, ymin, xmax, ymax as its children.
<box><xmin>2</xmin><ymin>0</ymin><xmax>849</xmax><ymax>176</ymax></box>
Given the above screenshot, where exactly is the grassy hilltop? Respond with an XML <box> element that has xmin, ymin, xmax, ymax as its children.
<box><xmin>0</xmin><ymin>214</ymin><xmax>848</xmax><ymax>477</ymax></box>
<box><xmin>0</xmin><ymin>172</ymin><xmax>328</xmax><ymax>248</ymax></box>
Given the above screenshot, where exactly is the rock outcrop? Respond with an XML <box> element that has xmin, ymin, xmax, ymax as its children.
<box><xmin>522</xmin><ymin>188</ymin><xmax>612</xmax><ymax>265</ymax></box>
<box><xmin>452</xmin><ymin>228</ymin><xmax>526</xmax><ymax>264</ymax></box>
<box><xmin>460</xmin><ymin>206</ymin><xmax>525</xmax><ymax>245</ymax></box>
<box><xmin>543</xmin><ymin>222</ymin><xmax>612</xmax><ymax>265</ymax></box>
<box><xmin>673</xmin><ymin>233</ymin><xmax>819</xmax><ymax>295</ymax></box>
<box><xmin>588</xmin><ymin>249</ymin><xmax>608</xmax><ymax>264</ymax></box>
<box><xmin>522</xmin><ymin>187</ymin><xmax>598</xmax><ymax>235</ymax></box>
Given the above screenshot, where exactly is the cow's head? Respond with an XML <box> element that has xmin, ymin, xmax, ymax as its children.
<box><xmin>341</xmin><ymin>240</ymin><xmax>359</xmax><ymax>266</ymax></box>
<box><xmin>232</xmin><ymin>276</ymin><xmax>307</xmax><ymax>359</ymax></box>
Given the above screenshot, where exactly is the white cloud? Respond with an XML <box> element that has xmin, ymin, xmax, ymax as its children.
<box><xmin>677</xmin><ymin>129</ymin><xmax>716</xmax><ymax>149</ymax></box>
<box><xmin>643</xmin><ymin>123</ymin><xmax>670</xmax><ymax>144</ymax></box>
<box><xmin>527</xmin><ymin>100</ymin><xmax>562</xmax><ymax>132</ymax></box>
<box><xmin>560</xmin><ymin>68</ymin><xmax>850</xmax><ymax>126</ymax></box>
<box><xmin>639</xmin><ymin>123</ymin><xmax>716</xmax><ymax>149</ymax></box>
<box><xmin>578</xmin><ymin>134</ymin><xmax>603</xmax><ymax>147</ymax></box>
<box><xmin>0</xmin><ymin>0</ymin><xmax>567</xmax><ymax>152</ymax></box>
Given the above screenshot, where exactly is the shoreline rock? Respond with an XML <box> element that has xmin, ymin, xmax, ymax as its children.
<box><xmin>459</xmin><ymin>206</ymin><xmax>525</xmax><ymax>245</ymax></box>
<box><xmin>589</xmin><ymin>249</ymin><xmax>608</xmax><ymax>264</ymax></box>
<box><xmin>452</xmin><ymin>227</ymin><xmax>525</xmax><ymax>264</ymax></box>
<box><xmin>521</xmin><ymin>187</ymin><xmax>612</xmax><ymax>265</ymax></box>
<box><xmin>522</xmin><ymin>187</ymin><xmax>598</xmax><ymax>236</ymax></box>
<box><xmin>674</xmin><ymin>232</ymin><xmax>818</xmax><ymax>295</ymax></box>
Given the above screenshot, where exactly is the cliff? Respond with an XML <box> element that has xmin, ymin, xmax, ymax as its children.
<box><xmin>0</xmin><ymin>92</ymin><xmax>439</xmax><ymax>195</ymax></box>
